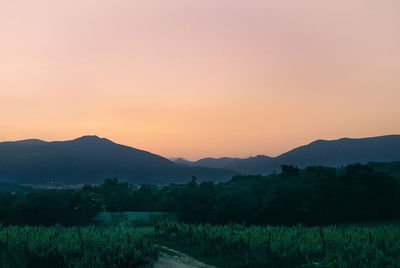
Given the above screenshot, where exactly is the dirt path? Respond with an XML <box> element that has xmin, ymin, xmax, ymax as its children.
<box><xmin>153</xmin><ymin>245</ymin><xmax>217</xmax><ymax>268</ymax></box>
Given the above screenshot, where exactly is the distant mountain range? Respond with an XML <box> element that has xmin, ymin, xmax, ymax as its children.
<box><xmin>173</xmin><ymin>135</ymin><xmax>400</xmax><ymax>174</ymax></box>
<box><xmin>0</xmin><ymin>136</ymin><xmax>235</xmax><ymax>186</ymax></box>
<box><xmin>0</xmin><ymin>134</ymin><xmax>399</xmax><ymax>186</ymax></box>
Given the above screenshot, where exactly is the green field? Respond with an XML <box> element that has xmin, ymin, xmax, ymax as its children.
<box><xmin>153</xmin><ymin>221</ymin><xmax>400</xmax><ymax>268</ymax></box>
<box><xmin>2</xmin><ymin>215</ymin><xmax>400</xmax><ymax>267</ymax></box>
<box><xmin>0</xmin><ymin>225</ymin><xmax>157</xmax><ymax>268</ymax></box>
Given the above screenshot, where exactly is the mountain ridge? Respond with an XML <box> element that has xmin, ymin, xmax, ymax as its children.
<box><xmin>173</xmin><ymin>135</ymin><xmax>400</xmax><ymax>174</ymax></box>
<box><xmin>1</xmin><ymin>134</ymin><xmax>399</xmax><ymax>185</ymax></box>
<box><xmin>0</xmin><ymin>135</ymin><xmax>236</xmax><ymax>185</ymax></box>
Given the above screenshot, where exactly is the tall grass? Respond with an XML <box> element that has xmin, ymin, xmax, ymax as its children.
<box><xmin>0</xmin><ymin>225</ymin><xmax>157</xmax><ymax>268</ymax></box>
<box><xmin>155</xmin><ymin>221</ymin><xmax>400</xmax><ymax>267</ymax></box>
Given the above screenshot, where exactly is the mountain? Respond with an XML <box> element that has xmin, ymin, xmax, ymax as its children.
<box><xmin>173</xmin><ymin>155</ymin><xmax>276</xmax><ymax>174</ymax></box>
<box><xmin>275</xmin><ymin>135</ymin><xmax>400</xmax><ymax>168</ymax></box>
<box><xmin>195</xmin><ymin>157</ymin><xmax>241</xmax><ymax>169</ymax></box>
<box><xmin>3</xmin><ymin>134</ymin><xmax>399</xmax><ymax>185</ymax></box>
<box><xmin>173</xmin><ymin>135</ymin><xmax>400</xmax><ymax>174</ymax></box>
<box><xmin>0</xmin><ymin>136</ymin><xmax>236</xmax><ymax>186</ymax></box>
<box><xmin>169</xmin><ymin>157</ymin><xmax>195</xmax><ymax>167</ymax></box>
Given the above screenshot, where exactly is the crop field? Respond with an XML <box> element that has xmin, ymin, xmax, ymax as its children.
<box><xmin>0</xmin><ymin>225</ymin><xmax>157</xmax><ymax>268</ymax></box>
<box><xmin>2</xmin><ymin>219</ymin><xmax>400</xmax><ymax>268</ymax></box>
<box><xmin>154</xmin><ymin>221</ymin><xmax>400</xmax><ymax>268</ymax></box>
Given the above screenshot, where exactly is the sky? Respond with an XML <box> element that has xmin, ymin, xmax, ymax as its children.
<box><xmin>1</xmin><ymin>0</ymin><xmax>399</xmax><ymax>160</ymax></box>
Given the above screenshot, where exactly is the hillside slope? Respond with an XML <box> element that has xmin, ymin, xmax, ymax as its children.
<box><xmin>174</xmin><ymin>135</ymin><xmax>400</xmax><ymax>174</ymax></box>
<box><xmin>0</xmin><ymin>136</ymin><xmax>236</xmax><ymax>185</ymax></box>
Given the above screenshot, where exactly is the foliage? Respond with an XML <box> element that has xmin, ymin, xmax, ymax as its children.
<box><xmin>1</xmin><ymin>162</ymin><xmax>399</xmax><ymax>226</ymax></box>
<box><xmin>155</xmin><ymin>221</ymin><xmax>400</xmax><ymax>267</ymax></box>
<box><xmin>114</xmin><ymin>163</ymin><xmax>398</xmax><ymax>226</ymax></box>
<box><xmin>0</xmin><ymin>187</ymin><xmax>103</xmax><ymax>226</ymax></box>
<box><xmin>0</xmin><ymin>225</ymin><xmax>157</xmax><ymax>268</ymax></box>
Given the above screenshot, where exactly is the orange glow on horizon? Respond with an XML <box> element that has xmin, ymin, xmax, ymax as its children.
<box><xmin>1</xmin><ymin>0</ymin><xmax>399</xmax><ymax>160</ymax></box>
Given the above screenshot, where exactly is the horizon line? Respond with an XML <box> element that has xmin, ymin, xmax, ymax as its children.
<box><xmin>2</xmin><ymin>133</ymin><xmax>399</xmax><ymax>162</ymax></box>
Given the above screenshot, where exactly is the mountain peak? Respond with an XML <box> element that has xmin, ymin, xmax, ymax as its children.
<box><xmin>13</xmin><ymin>139</ymin><xmax>46</xmax><ymax>145</ymax></box>
<box><xmin>70</xmin><ymin>135</ymin><xmax>113</xmax><ymax>145</ymax></box>
<box><xmin>254</xmin><ymin>154</ymin><xmax>271</xmax><ymax>159</ymax></box>
<box><xmin>0</xmin><ymin>135</ymin><xmax>235</xmax><ymax>185</ymax></box>
<box><xmin>75</xmin><ymin>135</ymin><xmax>101</xmax><ymax>140</ymax></box>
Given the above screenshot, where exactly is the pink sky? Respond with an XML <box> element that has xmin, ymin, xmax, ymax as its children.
<box><xmin>1</xmin><ymin>0</ymin><xmax>399</xmax><ymax>160</ymax></box>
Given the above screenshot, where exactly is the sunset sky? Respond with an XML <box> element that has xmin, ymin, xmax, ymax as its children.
<box><xmin>1</xmin><ymin>0</ymin><xmax>399</xmax><ymax>160</ymax></box>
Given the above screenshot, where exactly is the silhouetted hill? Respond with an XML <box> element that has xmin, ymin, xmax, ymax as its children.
<box><xmin>170</xmin><ymin>157</ymin><xmax>195</xmax><ymax>167</ymax></box>
<box><xmin>0</xmin><ymin>136</ymin><xmax>236</xmax><ymax>186</ymax></box>
<box><xmin>173</xmin><ymin>135</ymin><xmax>400</xmax><ymax>174</ymax></box>
<box><xmin>195</xmin><ymin>157</ymin><xmax>241</xmax><ymax>169</ymax></box>
<box><xmin>275</xmin><ymin>135</ymin><xmax>400</xmax><ymax>167</ymax></box>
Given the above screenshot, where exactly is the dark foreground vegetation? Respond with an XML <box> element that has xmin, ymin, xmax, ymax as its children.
<box><xmin>0</xmin><ymin>162</ymin><xmax>400</xmax><ymax>267</ymax></box>
<box><xmin>154</xmin><ymin>221</ymin><xmax>400</xmax><ymax>268</ymax></box>
<box><xmin>3</xmin><ymin>221</ymin><xmax>400</xmax><ymax>268</ymax></box>
<box><xmin>1</xmin><ymin>162</ymin><xmax>400</xmax><ymax>226</ymax></box>
<box><xmin>0</xmin><ymin>225</ymin><xmax>157</xmax><ymax>268</ymax></box>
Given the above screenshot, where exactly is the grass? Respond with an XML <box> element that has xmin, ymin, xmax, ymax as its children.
<box><xmin>0</xmin><ymin>225</ymin><xmax>158</xmax><ymax>268</ymax></box>
<box><xmin>152</xmin><ymin>221</ymin><xmax>400</xmax><ymax>268</ymax></box>
<box><xmin>4</xmin><ymin>213</ymin><xmax>400</xmax><ymax>268</ymax></box>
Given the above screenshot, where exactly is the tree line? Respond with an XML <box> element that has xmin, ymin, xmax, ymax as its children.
<box><xmin>0</xmin><ymin>163</ymin><xmax>399</xmax><ymax>226</ymax></box>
